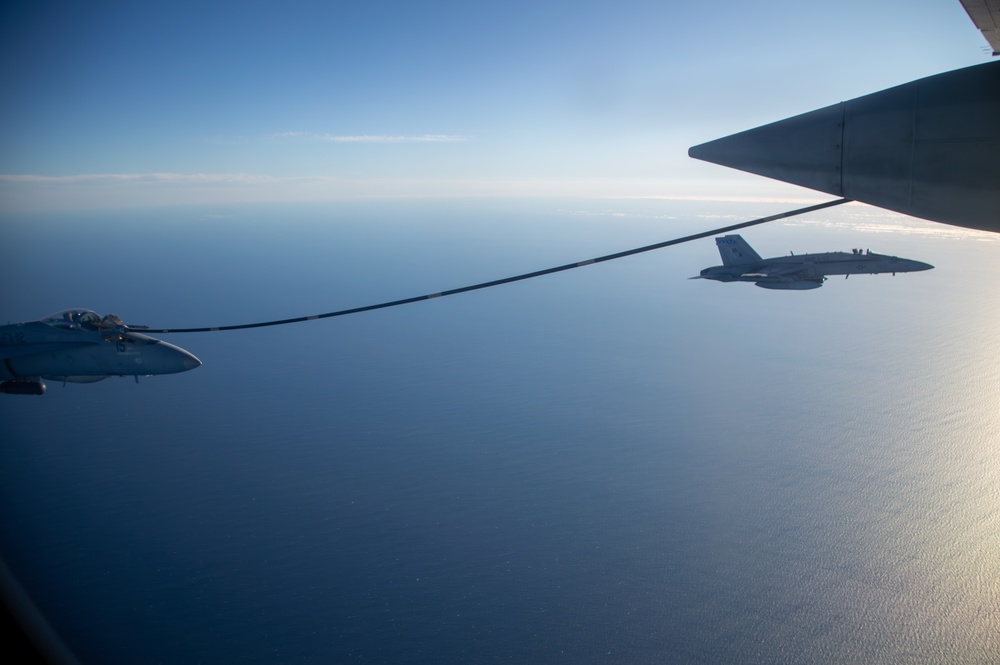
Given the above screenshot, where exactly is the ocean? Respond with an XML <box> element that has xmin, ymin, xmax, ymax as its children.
<box><xmin>1</xmin><ymin>198</ymin><xmax>998</xmax><ymax>663</ymax></box>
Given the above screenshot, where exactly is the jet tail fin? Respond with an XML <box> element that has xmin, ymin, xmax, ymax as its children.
<box><xmin>716</xmin><ymin>235</ymin><xmax>762</xmax><ymax>267</ymax></box>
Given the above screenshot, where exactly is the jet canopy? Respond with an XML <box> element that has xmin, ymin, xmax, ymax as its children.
<box><xmin>42</xmin><ymin>309</ymin><xmax>103</xmax><ymax>331</ymax></box>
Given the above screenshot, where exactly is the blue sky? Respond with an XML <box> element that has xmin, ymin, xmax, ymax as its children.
<box><xmin>0</xmin><ymin>0</ymin><xmax>990</xmax><ymax>211</ymax></box>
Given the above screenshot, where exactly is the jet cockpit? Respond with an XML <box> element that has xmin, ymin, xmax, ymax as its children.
<box><xmin>41</xmin><ymin>309</ymin><xmax>103</xmax><ymax>331</ymax></box>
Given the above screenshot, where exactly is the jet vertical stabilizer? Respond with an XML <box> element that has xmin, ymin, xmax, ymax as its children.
<box><xmin>716</xmin><ymin>235</ymin><xmax>763</xmax><ymax>267</ymax></box>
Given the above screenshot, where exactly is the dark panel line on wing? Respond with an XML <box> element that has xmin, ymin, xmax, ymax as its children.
<box><xmin>145</xmin><ymin>199</ymin><xmax>849</xmax><ymax>333</ymax></box>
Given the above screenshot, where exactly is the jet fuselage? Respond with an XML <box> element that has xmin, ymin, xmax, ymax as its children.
<box><xmin>701</xmin><ymin>251</ymin><xmax>933</xmax><ymax>280</ymax></box>
<box><xmin>1</xmin><ymin>309</ymin><xmax>200</xmax><ymax>395</ymax></box>
<box><xmin>697</xmin><ymin>236</ymin><xmax>933</xmax><ymax>290</ymax></box>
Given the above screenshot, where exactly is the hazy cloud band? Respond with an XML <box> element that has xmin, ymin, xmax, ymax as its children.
<box><xmin>272</xmin><ymin>132</ymin><xmax>470</xmax><ymax>143</ymax></box>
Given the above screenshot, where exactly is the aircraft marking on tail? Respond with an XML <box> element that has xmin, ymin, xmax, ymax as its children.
<box><xmin>716</xmin><ymin>235</ymin><xmax>763</xmax><ymax>267</ymax></box>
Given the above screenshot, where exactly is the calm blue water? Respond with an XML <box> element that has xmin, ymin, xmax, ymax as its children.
<box><xmin>2</xmin><ymin>199</ymin><xmax>998</xmax><ymax>664</ymax></box>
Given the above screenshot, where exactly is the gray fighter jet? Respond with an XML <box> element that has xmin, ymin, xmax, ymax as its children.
<box><xmin>694</xmin><ymin>235</ymin><xmax>933</xmax><ymax>290</ymax></box>
<box><xmin>0</xmin><ymin>309</ymin><xmax>200</xmax><ymax>395</ymax></box>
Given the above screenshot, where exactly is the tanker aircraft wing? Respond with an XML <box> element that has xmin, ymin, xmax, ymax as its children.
<box><xmin>689</xmin><ymin>2</ymin><xmax>1000</xmax><ymax>234</ymax></box>
<box><xmin>962</xmin><ymin>0</ymin><xmax>1000</xmax><ymax>55</ymax></box>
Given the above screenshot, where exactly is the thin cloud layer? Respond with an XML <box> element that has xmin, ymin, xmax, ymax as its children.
<box><xmin>0</xmin><ymin>173</ymin><xmax>283</xmax><ymax>184</ymax></box>
<box><xmin>272</xmin><ymin>132</ymin><xmax>470</xmax><ymax>143</ymax></box>
<box><xmin>0</xmin><ymin>171</ymin><xmax>824</xmax><ymax>212</ymax></box>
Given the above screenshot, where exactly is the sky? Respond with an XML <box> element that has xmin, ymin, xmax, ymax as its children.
<box><xmin>0</xmin><ymin>0</ymin><xmax>992</xmax><ymax>211</ymax></box>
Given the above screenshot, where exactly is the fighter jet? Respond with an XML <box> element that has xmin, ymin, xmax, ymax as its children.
<box><xmin>694</xmin><ymin>235</ymin><xmax>933</xmax><ymax>290</ymax></box>
<box><xmin>0</xmin><ymin>309</ymin><xmax>201</xmax><ymax>395</ymax></box>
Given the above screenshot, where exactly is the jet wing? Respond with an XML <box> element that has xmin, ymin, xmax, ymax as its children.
<box><xmin>961</xmin><ymin>0</ymin><xmax>1000</xmax><ymax>55</ymax></box>
<box><xmin>1</xmin><ymin>342</ymin><xmax>93</xmax><ymax>360</ymax></box>
<box><xmin>740</xmin><ymin>264</ymin><xmax>804</xmax><ymax>279</ymax></box>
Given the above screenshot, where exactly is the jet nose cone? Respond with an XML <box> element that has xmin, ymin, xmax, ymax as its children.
<box><xmin>912</xmin><ymin>260</ymin><xmax>934</xmax><ymax>272</ymax></box>
<box><xmin>180</xmin><ymin>350</ymin><xmax>202</xmax><ymax>371</ymax></box>
<box><xmin>153</xmin><ymin>340</ymin><xmax>202</xmax><ymax>374</ymax></box>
